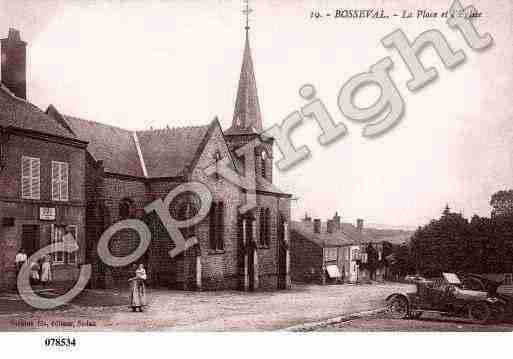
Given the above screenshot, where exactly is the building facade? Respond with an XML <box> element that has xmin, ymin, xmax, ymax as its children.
<box><xmin>290</xmin><ymin>213</ymin><xmax>386</xmax><ymax>285</ymax></box>
<box><xmin>0</xmin><ymin>26</ymin><xmax>292</xmax><ymax>292</ymax></box>
<box><xmin>0</xmin><ymin>30</ymin><xmax>88</xmax><ymax>290</ymax></box>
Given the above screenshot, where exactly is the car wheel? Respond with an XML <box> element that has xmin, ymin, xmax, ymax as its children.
<box><xmin>386</xmin><ymin>295</ymin><xmax>409</xmax><ymax>319</ymax></box>
<box><xmin>491</xmin><ymin>304</ymin><xmax>506</xmax><ymax>323</ymax></box>
<box><xmin>468</xmin><ymin>302</ymin><xmax>492</xmax><ymax>324</ymax></box>
<box><xmin>409</xmin><ymin>311</ymin><xmax>422</xmax><ymax>320</ymax></box>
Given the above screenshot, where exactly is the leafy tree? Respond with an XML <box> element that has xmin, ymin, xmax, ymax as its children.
<box><xmin>389</xmin><ymin>244</ymin><xmax>415</xmax><ymax>278</ymax></box>
<box><xmin>405</xmin><ymin>204</ymin><xmax>513</xmax><ymax>277</ymax></box>
<box><xmin>359</xmin><ymin>243</ymin><xmax>379</xmax><ymax>279</ymax></box>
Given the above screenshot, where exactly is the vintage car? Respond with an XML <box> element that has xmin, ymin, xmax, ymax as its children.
<box><xmin>386</xmin><ymin>273</ymin><xmax>509</xmax><ymax>324</ymax></box>
<box><xmin>404</xmin><ymin>274</ymin><xmax>428</xmax><ymax>283</ymax></box>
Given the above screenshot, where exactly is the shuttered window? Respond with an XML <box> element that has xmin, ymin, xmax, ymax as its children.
<box><xmin>209</xmin><ymin>201</ymin><xmax>224</xmax><ymax>251</ymax></box>
<box><xmin>21</xmin><ymin>156</ymin><xmax>40</xmax><ymax>199</ymax></box>
<box><xmin>52</xmin><ymin>161</ymin><xmax>69</xmax><ymax>201</ymax></box>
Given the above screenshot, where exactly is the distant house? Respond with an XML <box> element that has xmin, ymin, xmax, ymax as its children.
<box><xmin>290</xmin><ymin>213</ymin><xmax>387</xmax><ymax>285</ymax></box>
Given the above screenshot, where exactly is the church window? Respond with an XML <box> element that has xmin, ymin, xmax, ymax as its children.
<box><xmin>260</xmin><ymin>149</ymin><xmax>267</xmax><ymax>179</ymax></box>
<box><xmin>259</xmin><ymin>207</ymin><xmax>271</xmax><ymax>247</ymax></box>
<box><xmin>209</xmin><ymin>201</ymin><xmax>225</xmax><ymax>251</ymax></box>
<box><xmin>119</xmin><ymin>198</ymin><xmax>134</xmax><ymax>219</ymax></box>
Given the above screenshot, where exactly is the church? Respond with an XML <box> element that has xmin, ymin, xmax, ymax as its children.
<box><xmin>0</xmin><ymin>22</ymin><xmax>292</xmax><ymax>291</ymax></box>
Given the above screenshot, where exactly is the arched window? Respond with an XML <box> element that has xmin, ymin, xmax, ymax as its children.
<box><xmin>209</xmin><ymin>201</ymin><xmax>225</xmax><ymax>251</ymax></box>
<box><xmin>259</xmin><ymin>207</ymin><xmax>271</xmax><ymax>247</ymax></box>
<box><xmin>170</xmin><ymin>191</ymin><xmax>200</xmax><ymax>220</ymax></box>
<box><xmin>119</xmin><ymin>198</ymin><xmax>134</xmax><ymax>219</ymax></box>
<box><xmin>170</xmin><ymin>191</ymin><xmax>201</xmax><ymax>238</ymax></box>
<box><xmin>260</xmin><ymin>149</ymin><xmax>267</xmax><ymax>179</ymax></box>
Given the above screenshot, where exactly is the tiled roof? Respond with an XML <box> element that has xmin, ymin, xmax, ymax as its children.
<box><xmin>340</xmin><ymin>222</ymin><xmax>371</xmax><ymax>243</ymax></box>
<box><xmin>136</xmin><ymin>125</ymin><xmax>209</xmax><ymax>178</ymax></box>
<box><xmin>0</xmin><ymin>84</ymin><xmax>75</xmax><ymax>139</ymax></box>
<box><xmin>256</xmin><ymin>177</ymin><xmax>288</xmax><ymax>196</ymax></box>
<box><xmin>62</xmin><ymin>113</ymin><xmax>290</xmax><ymax>198</ymax></box>
<box><xmin>63</xmin><ymin>115</ymin><xmax>211</xmax><ymax>178</ymax></box>
<box><xmin>64</xmin><ymin>116</ymin><xmax>144</xmax><ymax>177</ymax></box>
<box><xmin>291</xmin><ymin>221</ymin><xmax>360</xmax><ymax>248</ymax></box>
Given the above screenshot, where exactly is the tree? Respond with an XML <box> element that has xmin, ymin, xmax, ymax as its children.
<box><xmin>387</xmin><ymin>244</ymin><xmax>414</xmax><ymax>278</ymax></box>
<box><xmin>360</xmin><ymin>243</ymin><xmax>380</xmax><ymax>280</ymax></box>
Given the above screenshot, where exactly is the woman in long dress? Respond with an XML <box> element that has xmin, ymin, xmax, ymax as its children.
<box><xmin>40</xmin><ymin>256</ymin><xmax>52</xmax><ymax>286</ymax></box>
<box><xmin>129</xmin><ymin>264</ymin><xmax>147</xmax><ymax>312</ymax></box>
<box><xmin>29</xmin><ymin>261</ymin><xmax>40</xmax><ymax>286</ymax></box>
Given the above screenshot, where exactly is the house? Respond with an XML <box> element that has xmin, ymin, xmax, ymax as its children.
<box><xmin>0</xmin><ymin>29</ymin><xmax>88</xmax><ymax>290</ymax></box>
<box><xmin>0</xmin><ymin>25</ymin><xmax>293</xmax><ymax>292</ymax></box>
<box><xmin>290</xmin><ymin>212</ymin><xmax>387</xmax><ymax>285</ymax></box>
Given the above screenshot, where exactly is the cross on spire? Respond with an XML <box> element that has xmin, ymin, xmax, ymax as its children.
<box><xmin>225</xmin><ymin>0</ymin><xmax>263</xmax><ymax>136</ymax></box>
<box><xmin>242</xmin><ymin>0</ymin><xmax>253</xmax><ymax>31</ymax></box>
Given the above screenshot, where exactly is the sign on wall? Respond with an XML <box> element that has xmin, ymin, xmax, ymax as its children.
<box><xmin>39</xmin><ymin>207</ymin><xmax>56</xmax><ymax>221</ymax></box>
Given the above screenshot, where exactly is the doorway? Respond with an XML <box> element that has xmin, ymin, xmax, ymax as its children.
<box><xmin>246</xmin><ymin>219</ymin><xmax>255</xmax><ymax>291</ymax></box>
<box><xmin>22</xmin><ymin>225</ymin><xmax>40</xmax><ymax>257</ymax></box>
<box><xmin>277</xmin><ymin>215</ymin><xmax>287</xmax><ymax>289</ymax></box>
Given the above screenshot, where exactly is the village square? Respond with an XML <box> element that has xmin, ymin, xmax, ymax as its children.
<box><xmin>1</xmin><ymin>0</ymin><xmax>513</xmax><ymax>332</ymax></box>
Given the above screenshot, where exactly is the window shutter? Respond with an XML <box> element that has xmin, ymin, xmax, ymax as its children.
<box><xmin>52</xmin><ymin>161</ymin><xmax>59</xmax><ymax>200</ymax></box>
<box><xmin>21</xmin><ymin>156</ymin><xmax>31</xmax><ymax>198</ymax></box>
<box><xmin>217</xmin><ymin>202</ymin><xmax>224</xmax><ymax>250</ymax></box>
<box><xmin>60</xmin><ymin>162</ymin><xmax>69</xmax><ymax>201</ymax></box>
<box><xmin>209</xmin><ymin>202</ymin><xmax>217</xmax><ymax>250</ymax></box>
<box><xmin>31</xmin><ymin>158</ymin><xmax>40</xmax><ymax>199</ymax></box>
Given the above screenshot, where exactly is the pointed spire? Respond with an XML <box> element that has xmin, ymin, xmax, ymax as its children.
<box><xmin>226</xmin><ymin>3</ymin><xmax>263</xmax><ymax>136</ymax></box>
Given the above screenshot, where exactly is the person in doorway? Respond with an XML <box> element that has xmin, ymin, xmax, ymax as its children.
<box><xmin>29</xmin><ymin>261</ymin><xmax>40</xmax><ymax>286</ymax></box>
<box><xmin>15</xmin><ymin>248</ymin><xmax>27</xmax><ymax>277</ymax></box>
<box><xmin>40</xmin><ymin>255</ymin><xmax>52</xmax><ymax>286</ymax></box>
<box><xmin>128</xmin><ymin>263</ymin><xmax>147</xmax><ymax>312</ymax></box>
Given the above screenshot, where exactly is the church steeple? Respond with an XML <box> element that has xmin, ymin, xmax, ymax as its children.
<box><xmin>226</xmin><ymin>1</ymin><xmax>263</xmax><ymax>135</ymax></box>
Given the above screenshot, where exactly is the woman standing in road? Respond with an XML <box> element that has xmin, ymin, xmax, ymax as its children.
<box><xmin>128</xmin><ymin>263</ymin><xmax>147</xmax><ymax>312</ymax></box>
<box><xmin>40</xmin><ymin>255</ymin><xmax>52</xmax><ymax>286</ymax></box>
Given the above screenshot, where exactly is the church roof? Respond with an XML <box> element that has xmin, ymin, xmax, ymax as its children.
<box><xmin>0</xmin><ymin>84</ymin><xmax>76</xmax><ymax>140</ymax></box>
<box><xmin>136</xmin><ymin>125</ymin><xmax>210</xmax><ymax>178</ymax></box>
<box><xmin>63</xmin><ymin>115</ymin><xmax>144</xmax><ymax>177</ymax></box>
<box><xmin>61</xmin><ymin>112</ymin><xmax>289</xmax><ymax>196</ymax></box>
<box><xmin>255</xmin><ymin>177</ymin><xmax>288</xmax><ymax>196</ymax></box>
<box><xmin>225</xmin><ymin>31</ymin><xmax>263</xmax><ymax>136</ymax></box>
<box><xmin>62</xmin><ymin>114</ymin><xmax>212</xmax><ymax>178</ymax></box>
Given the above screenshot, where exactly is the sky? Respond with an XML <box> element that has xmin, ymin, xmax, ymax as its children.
<box><xmin>1</xmin><ymin>0</ymin><xmax>512</xmax><ymax>228</ymax></box>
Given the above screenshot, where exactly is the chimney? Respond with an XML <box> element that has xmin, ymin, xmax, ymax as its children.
<box><xmin>333</xmin><ymin>212</ymin><xmax>341</xmax><ymax>231</ymax></box>
<box><xmin>1</xmin><ymin>28</ymin><xmax>27</xmax><ymax>100</ymax></box>
<box><xmin>313</xmin><ymin>218</ymin><xmax>321</xmax><ymax>234</ymax></box>
<box><xmin>357</xmin><ymin>218</ymin><xmax>364</xmax><ymax>232</ymax></box>
<box><xmin>326</xmin><ymin>219</ymin><xmax>333</xmax><ymax>234</ymax></box>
